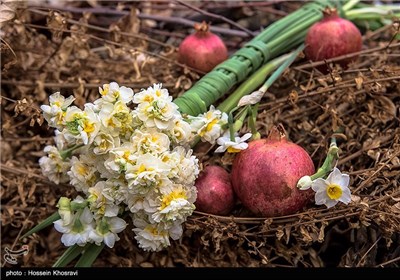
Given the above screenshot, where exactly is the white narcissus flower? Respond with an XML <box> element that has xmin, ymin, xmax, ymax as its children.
<box><xmin>53</xmin><ymin>130</ymin><xmax>69</xmax><ymax>151</ymax></box>
<box><xmin>98</xmin><ymin>101</ymin><xmax>134</xmax><ymax>139</ymax></box>
<box><xmin>135</xmin><ymin>98</ymin><xmax>180</xmax><ymax>130</ymax></box>
<box><xmin>163</xmin><ymin>147</ymin><xmax>199</xmax><ymax>187</ymax></box>
<box><xmin>41</xmin><ymin>83</ymin><xmax>205</xmax><ymax>252</ymax></box>
<box><xmin>152</xmin><ymin>184</ymin><xmax>196</xmax><ymax>224</ymax></box>
<box><xmin>88</xmin><ymin>181</ymin><xmax>120</xmax><ymax>218</ymax></box>
<box><xmin>189</xmin><ymin>105</ymin><xmax>228</xmax><ymax>145</ymax></box>
<box><xmin>39</xmin><ymin>145</ymin><xmax>70</xmax><ymax>184</ymax></box>
<box><xmin>41</xmin><ymin>92</ymin><xmax>75</xmax><ymax>129</ymax></box>
<box><xmin>68</xmin><ymin>155</ymin><xmax>99</xmax><ymax>194</ymax></box>
<box><xmin>102</xmin><ymin>178</ymin><xmax>127</xmax><ymax>206</ymax></box>
<box><xmin>93</xmin><ymin>132</ymin><xmax>120</xmax><ymax>155</ymax></box>
<box><xmin>63</xmin><ymin>105</ymin><xmax>100</xmax><ymax>145</ymax></box>
<box><xmin>98</xmin><ymin>82</ymin><xmax>133</xmax><ymax>104</ymax></box>
<box><xmin>104</xmin><ymin>143</ymin><xmax>138</xmax><ymax>174</ymax></box>
<box><xmin>133</xmin><ymin>83</ymin><xmax>169</xmax><ymax>104</ymax></box>
<box><xmin>132</xmin><ymin>217</ymin><xmax>181</xmax><ymax>252</ymax></box>
<box><xmin>311</xmin><ymin>167</ymin><xmax>351</xmax><ymax>208</ymax></box>
<box><xmin>215</xmin><ymin>131</ymin><xmax>252</xmax><ymax>153</ymax></box>
<box><xmin>89</xmin><ymin>216</ymin><xmax>127</xmax><ymax>248</ymax></box>
<box><xmin>131</xmin><ymin>129</ymin><xmax>170</xmax><ymax>155</ymax></box>
<box><xmin>133</xmin><ymin>83</ymin><xmax>180</xmax><ymax>130</ymax></box>
<box><xmin>169</xmin><ymin>118</ymin><xmax>193</xmax><ymax>145</ymax></box>
<box><xmin>127</xmin><ymin>196</ymin><xmax>146</xmax><ymax>214</ymax></box>
<box><xmin>125</xmin><ymin>153</ymin><xmax>171</xmax><ymax>193</ymax></box>
<box><xmin>53</xmin><ymin>207</ymin><xmax>94</xmax><ymax>247</ymax></box>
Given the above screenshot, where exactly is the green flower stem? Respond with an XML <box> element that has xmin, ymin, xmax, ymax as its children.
<box><xmin>20</xmin><ymin>212</ymin><xmax>61</xmax><ymax>240</ymax></box>
<box><xmin>269</xmin><ymin>28</ymin><xmax>308</xmax><ymax>55</ymax></box>
<box><xmin>310</xmin><ymin>135</ymin><xmax>340</xmax><ymax>181</ymax></box>
<box><xmin>217</xmin><ymin>53</ymin><xmax>291</xmax><ymax>113</ymax></box>
<box><xmin>346</xmin><ymin>13</ymin><xmax>397</xmax><ymax>21</ymax></box>
<box><xmin>262</xmin><ymin>44</ymin><xmax>305</xmax><ymax>91</ymax></box>
<box><xmin>70</xmin><ymin>201</ymin><xmax>89</xmax><ymax>211</ymax></box>
<box><xmin>60</xmin><ymin>144</ymin><xmax>84</xmax><ymax>160</ymax></box>
<box><xmin>248</xmin><ymin>104</ymin><xmax>260</xmax><ymax>139</ymax></box>
<box><xmin>71</xmin><ymin>209</ymin><xmax>85</xmax><ymax>232</ymax></box>
<box><xmin>74</xmin><ymin>243</ymin><xmax>105</xmax><ymax>267</ymax></box>
<box><xmin>342</xmin><ymin>0</ymin><xmax>361</xmax><ymax>12</ymax></box>
<box><xmin>346</xmin><ymin>7</ymin><xmax>399</xmax><ymax>16</ymax></box>
<box><xmin>267</xmin><ymin>15</ymin><xmax>317</xmax><ymax>51</ymax></box>
<box><xmin>219</xmin><ymin>44</ymin><xmax>305</xmax><ymax>141</ymax></box>
<box><xmin>53</xmin><ymin>244</ymin><xmax>89</xmax><ymax>267</ymax></box>
<box><xmin>189</xmin><ymin>134</ymin><xmax>201</xmax><ymax>148</ymax></box>
<box><xmin>345</xmin><ymin>6</ymin><xmax>400</xmax><ymax>21</ymax></box>
<box><xmin>258</xmin><ymin>7</ymin><xmax>313</xmax><ymax>41</ymax></box>
<box><xmin>228</xmin><ymin>112</ymin><xmax>236</xmax><ymax>142</ymax></box>
<box><xmin>232</xmin><ymin>106</ymin><xmax>249</xmax><ymax>133</ymax></box>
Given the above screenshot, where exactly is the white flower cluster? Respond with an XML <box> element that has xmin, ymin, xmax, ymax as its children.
<box><xmin>39</xmin><ymin>83</ymin><xmax>228</xmax><ymax>252</ymax></box>
<box><xmin>187</xmin><ymin>105</ymin><xmax>251</xmax><ymax>153</ymax></box>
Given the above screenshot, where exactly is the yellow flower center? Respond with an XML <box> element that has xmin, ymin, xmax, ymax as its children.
<box><xmin>56</xmin><ymin>111</ymin><xmax>66</xmax><ymax>125</ymax></box>
<box><xmin>143</xmin><ymin>95</ymin><xmax>154</xmax><ymax>103</ymax></box>
<box><xmin>83</xmin><ymin>120</ymin><xmax>95</xmax><ymax>133</ymax></box>
<box><xmin>160</xmin><ymin>190</ymin><xmax>187</xmax><ymax>210</ymax></box>
<box><xmin>123</xmin><ymin>151</ymin><xmax>131</xmax><ymax>161</ymax></box>
<box><xmin>206</xmin><ymin>119</ymin><xmax>218</xmax><ymax>131</ymax></box>
<box><xmin>99</xmin><ymin>139</ymin><xmax>108</xmax><ymax>150</ymax></box>
<box><xmin>137</xmin><ymin>164</ymin><xmax>146</xmax><ymax>173</ymax></box>
<box><xmin>100</xmin><ymin>85</ymin><xmax>109</xmax><ymax>96</ymax></box>
<box><xmin>145</xmin><ymin>225</ymin><xmax>163</xmax><ymax>236</ymax></box>
<box><xmin>77</xmin><ymin>165</ymin><xmax>87</xmax><ymax>176</ymax></box>
<box><xmin>227</xmin><ymin>146</ymin><xmax>241</xmax><ymax>153</ymax></box>
<box><xmin>161</xmin><ymin>155</ymin><xmax>170</xmax><ymax>162</ymax></box>
<box><xmin>326</xmin><ymin>184</ymin><xmax>342</xmax><ymax>200</ymax></box>
<box><xmin>107</xmin><ymin>118</ymin><xmax>115</xmax><ymax>127</ymax></box>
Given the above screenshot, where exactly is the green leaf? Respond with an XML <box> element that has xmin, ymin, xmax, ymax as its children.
<box><xmin>74</xmin><ymin>243</ymin><xmax>105</xmax><ymax>267</ymax></box>
<box><xmin>217</xmin><ymin>53</ymin><xmax>291</xmax><ymax>113</ymax></box>
<box><xmin>53</xmin><ymin>244</ymin><xmax>89</xmax><ymax>268</ymax></box>
<box><xmin>20</xmin><ymin>212</ymin><xmax>60</xmax><ymax>240</ymax></box>
<box><xmin>262</xmin><ymin>43</ymin><xmax>305</xmax><ymax>91</ymax></box>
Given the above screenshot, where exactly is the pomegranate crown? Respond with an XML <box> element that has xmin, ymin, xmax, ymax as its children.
<box><xmin>194</xmin><ymin>21</ymin><xmax>210</xmax><ymax>33</ymax></box>
<box><xmin>267</xmin><ymin>123</ymin><xmax>287</xmax><ymax>141</ymax></box>
<box><xmin>322</xmin><ymin>7</ymin><xmax>339</xmax><ymax>19</ymax></box>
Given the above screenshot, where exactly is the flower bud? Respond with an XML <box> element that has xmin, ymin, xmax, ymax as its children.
<box><xmin>57</xmin><ymin>197</ymin><xmax>72</xmax><ymax>225</ymax></box>
<box><xmin>297</xmin><ymin>175</ymin><xmax>313</xmax><ymax>190</ymax></box>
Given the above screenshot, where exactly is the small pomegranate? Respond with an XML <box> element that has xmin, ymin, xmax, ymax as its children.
<box><xmin>305</xmin><ymin>8</ymin><xmax>362</xmax><ymax>72</ymax></box>
<box><xmin>194</xmin><ymin>165</ymin><xmax>235</xmax><ymax>215</ymax></box>
<box><xmin>231</xmin><ymin>125</ymin><xmax>314</xmax><ymax>217</ymax></box>
<box><xmin>178</xmin><ymin>21</ymin><xmax>228</xmax><ymax>73</ymax></box>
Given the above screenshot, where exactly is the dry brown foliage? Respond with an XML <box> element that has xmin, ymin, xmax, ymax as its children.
<box><xmin>1</xmin><ymin>1</ymin><xmax>399</xmax><ymax>268</ymax></box>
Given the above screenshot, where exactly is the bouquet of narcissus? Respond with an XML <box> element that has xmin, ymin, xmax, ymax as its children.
<box><xmin>36</xmin><ymin>82</ymin><xmax>230</xmax><ymax>254</ymax></box>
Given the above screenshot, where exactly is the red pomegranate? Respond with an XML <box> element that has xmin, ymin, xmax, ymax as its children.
<box><xmin>305</xmin><ymin>8</ymin><xmax>362</xmax><ymax>72</ymax></box>
<box><xmin>178</xmin><ymin>21</ymin><xmax>228</xmax><ymax>72</ymax></box>
<box><xmin>231</xmin><ymin>125</ymin><xmax>314</xmax><ymax>217</ymax></box>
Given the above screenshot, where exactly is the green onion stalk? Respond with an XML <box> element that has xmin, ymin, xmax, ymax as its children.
<box><xmin>173</xmin><ymin>0</ymin><xmax>397</xmax><ymax>116</ymax></box>
<box><xmin>222</xmin><ymin>44</ymin><xmax>306</xmax><ymax>139</ymax></box>
<box><xmin>345</xmin><ymin>4</ymin><xmax>400</xmax><ymax>31</ymax></box>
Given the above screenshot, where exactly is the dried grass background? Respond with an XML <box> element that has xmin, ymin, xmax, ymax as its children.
<box><xmin>1</xmin><ymin>1</ymin><xmax>399</xmax><ymax>268</ymax></box>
